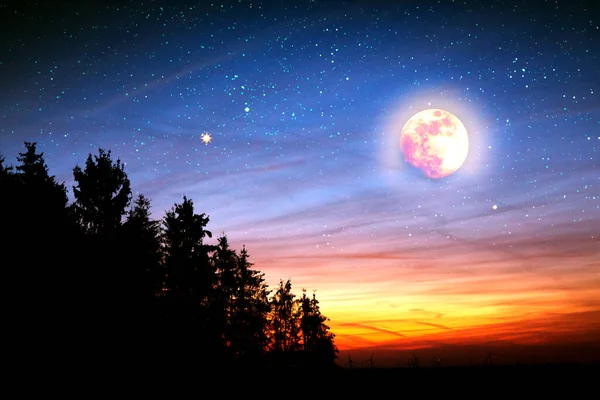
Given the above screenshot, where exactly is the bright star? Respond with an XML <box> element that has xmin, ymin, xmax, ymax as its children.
<box><xmin>201</xmin><ymin>132</ymin><xmax>212</xmax><ymax>145</ymax></box>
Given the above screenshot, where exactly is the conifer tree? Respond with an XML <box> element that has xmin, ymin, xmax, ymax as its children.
<box><xmin>298</xmin><ymin>289</ymin><xmax>339</xmax><ymax>366</ymax></box>
<box><xmin>72</xmin><ymin>148</ymin><xmax>131</xmax><ymax>236</ymax></box>
<box><xmin>270</xmin><ymin>279</ymin><xmax>301</xmax><ymax>353</ymax></box>
<box><xmin>161</xmin><ymin>196</ymin><xmax>219</xmax><ymax>358</ymax></box>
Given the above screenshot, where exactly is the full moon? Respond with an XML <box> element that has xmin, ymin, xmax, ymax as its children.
<box><xmin>399</xmin><ymin>109</ymin><xmax>469</xmax><ymax>179</ymax></box>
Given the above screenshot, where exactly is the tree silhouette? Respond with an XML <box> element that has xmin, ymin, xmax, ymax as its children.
<box><xmin>160</xmin><ymin>195</ymin><xmax>220</xmax><ymax>360</ymax></box>
<box><xmin>69</xmin><ymin>148</ymin><xmax>133</xmax><ymax>358</ymax></box>
<box><xmin>15</xmin><ymin>142</ymin><xmax>70</xmax><ymax>227</ymax></box>
<box><xmin>0</xmin><ymin>154</ymin><xmax>15</xmax><ymax>230</ymax></box>
<box><xmin>162</xmin><ymin>195</ymin><xmax>214</xmax><ymax>300</ymax></box>
<box><xmin>232</xmin><ymin>245</ymin><xmax>272</xmax><ymax>364</ymax></box>
<box><xmin>212</xmin><ymin>234</ymin><xmax>239</xmax><ymax>361</ymax></box>
<box><xmin>0</xmin><ymin>154</ymin><xmax>10</xmax><ymax>175</ymax></box>
<box><xmin>0</xmin><ymin>153</ymin><xmax>16</xmax><ymax>232</ymax></box>
<box><xmin>1</xmin><ymin>144</ymin><xmax>340</xmax><ymax>369</ymax></box>
<box><xmin>72</xmin><ymin>148</ymin><xmax>131</xmax><ymax>236</ymax></box>
<box><xmin>3</xmin><ymin>142</ymin><xmax>76</xmax><ymax>360</ymax></box>
<box><xmin>270</xmin><ymin>279</ymin><xmax>301</xmax><ymax>355</ymax></box>
<box><xmin>0</xmin><ymin>154</ymin><xmax>16</xmax><ymax>231</ymax></box>
<box><xmin>13</xmin><ymin>142</ymin><xmax>72</xmax><ymax>256</ymax></box>
<box><xmin>121</xmin><ymin>194</ymin><xmax>163</xmax><ymax>332</ymax></box>
<box><xmin>298</xmin><ymin>289</ymin><xmax>339</xmax><ymax>366</ymax></box>
<box><xmin>212</xmin><ymin>236</ymin><xmax>271</xmax><ymax>365</ymax></box>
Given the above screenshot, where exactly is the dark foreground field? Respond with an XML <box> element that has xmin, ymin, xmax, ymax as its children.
<box><xmin>339</xmin><ymin>363</ymin><xmax>599</xmax><ymax>373</ymax></box>
<box><xmin>329</xmin><ymin>363</ymin><xmax>599</xmax><ymax>388</ymax></box>
<box><xmin>30</xmin><ymin>363</ymin><xmax>596</xmax><ymax>394</ymax></box>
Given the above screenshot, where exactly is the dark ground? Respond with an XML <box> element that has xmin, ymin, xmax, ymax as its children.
<box><xmin>331</xmin><ymin>364</ymin><xmax>599</xmax><ymax>388</ymax></box>
<box><xmin>15</xmin><ymin>362</ymin><xmax>597</xmax><ymax>395</ymax></box>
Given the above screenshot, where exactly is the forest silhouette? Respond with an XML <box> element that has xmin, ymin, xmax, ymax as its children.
<box><xmin>1</xmin><ymin>142</ymin><xmax>339</xmax><ymax>369</ymax></box>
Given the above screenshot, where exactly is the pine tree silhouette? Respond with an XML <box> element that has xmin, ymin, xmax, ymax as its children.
<box><xmin>1</xmin><ymin>144</ymin><xmax>340</xmax><ymax>370</ymax></box>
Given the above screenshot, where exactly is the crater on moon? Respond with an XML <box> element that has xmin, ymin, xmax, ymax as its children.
<box><xmin>399</xmin><ymin>109</ymin><xmax>469</xmax><ymax>179</ymax></box>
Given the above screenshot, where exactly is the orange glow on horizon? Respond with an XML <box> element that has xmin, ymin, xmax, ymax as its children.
<box><xmin>228</xmin><ymin>221</ymin><xmax>600</xmax><ymax>365</ymax></box>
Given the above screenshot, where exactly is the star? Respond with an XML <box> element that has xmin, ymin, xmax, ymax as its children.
<box><xmin>201</xmin><ymin>132</ymin><xmax>212</xmax><ymax>145</ymax></box>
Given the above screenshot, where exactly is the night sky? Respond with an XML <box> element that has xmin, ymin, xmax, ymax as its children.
<box><xmin>2</xmin><ymin>0</ymin><xmax>599</xmax><ymax>365</ymax></box>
